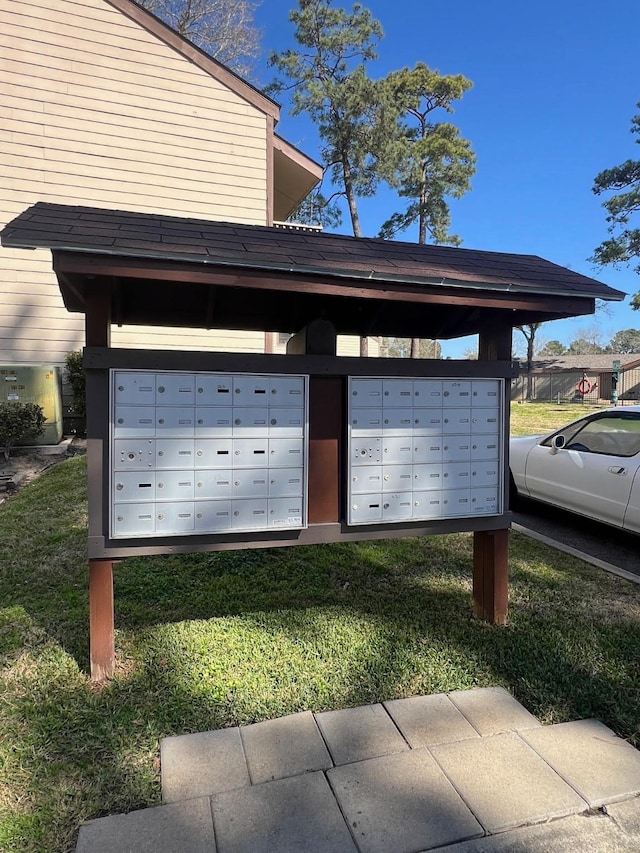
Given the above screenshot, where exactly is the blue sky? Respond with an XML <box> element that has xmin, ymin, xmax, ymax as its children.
<box><xmin>254</xmin><ymin>0</ymin><xmax>640</xmax><ymax>357</ymax></box>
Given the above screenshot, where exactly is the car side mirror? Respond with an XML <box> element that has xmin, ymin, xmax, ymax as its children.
<box><xmin>550</xmin><ymin>434</ymin><xmax>565</xmax><ymax>455</ymax></box>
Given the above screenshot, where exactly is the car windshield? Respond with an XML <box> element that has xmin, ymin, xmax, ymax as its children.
<box><xmin>542</xmin><ymin>412</ymin><xmax>640</xmax><ymax>457</ymax></box>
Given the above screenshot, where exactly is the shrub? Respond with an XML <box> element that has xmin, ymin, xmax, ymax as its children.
<box><xmin>65</xmin><ymin>350</ymin><xmax>86</xmax><ymax>418</ymax></box>
<box><xmin>0</xmin><ymin>402</ymin><xmax>46</xmax><ymax>461</ymax></box>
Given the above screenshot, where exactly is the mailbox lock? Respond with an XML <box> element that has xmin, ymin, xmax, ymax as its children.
<box><xmin>158</xmin><ymin>418</ymin><xmax>165</xmax><ymax>424</ymax></box>
<box><xmin>235</xmin><ymin>419</ymin><xmax>241</xmax><ymax>425</ymax></box>
<box><xmin>118</xmin><ymin>385</ymin><xmax>124</xmax><ymax>391</ymax></box>
<box><xmin>197</xmin><ymin>512</ymin><xmax>203</xmax><ymax>518</ymax></box>
<box><xmin>158</xmin><ymin>386</ymin><xmax>165</xmax><ymax>393</ymax></box>
<box><xmin>157</xmin><ymin>513</ymin><xmax>164</xmax><ymax>520</ymax></box>
<box><xmin>116</xmin><ymin>483</ymin><xmax>123</xmax><ymax>491</ymax></box>
<box><xmin>271</xmin><ymin>418</ymin><xmax>277</xmax><ymax>425</ymax></box>
<box><xmin>384</xmin><ymin>475</ymin><xmax>389</xmax><ymax>481</ymax></box>
<box><xmin>383</xmin><ymin>502</ymin><xmax>389</xmax><ymax>509</ymax></box>
<box><xmin>117</xmin><ymin>515</ymin><xmax>124</xmax><ymax>521</ymax></box>
<box><xmin>158</xmin><ymin>482</ymin><xmax>164</xmax><ymax>488</ymax></box>
<box><xmin>158</xmin><ymin>451</ymin><xmax>164</xmax><ymax>456</ymax></box>
<box><xmin>117</xmin><ymin>418</ymin><xmax>124</xmax><ymax>424</ymax></box>
<box><xmin>234</xmin><ymin>510</ymin><xmax>240</xmax><ymax>516</ymax></box>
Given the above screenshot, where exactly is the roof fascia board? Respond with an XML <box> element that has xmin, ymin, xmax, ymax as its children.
<box><xmin>273</xmin><ymin>134</ymin><xmax>323</xmax><ymax>181</ymax></box>
<box><xmin>105</xmin><ymin>0</ymin><xmax>280</xmax><ymax>120</ymax></box>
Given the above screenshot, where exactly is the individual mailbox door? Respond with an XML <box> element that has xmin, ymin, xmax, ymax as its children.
<box><xmin>114</xmin><ymin>439</ymin><xmax>155</xmax><ymax>470</ymax></box>
<box><xmin>442</xmin><ymin>409</ymin><xmax>472</xmax><ymax>434</ymax></box>
<box><xmin>114</xmin><ymin>373</ymin><xmax>156</xmax><ymax>405</ymax></box>
<box><xmin>442</xmin><ymin>380</ymin><xmax>472</xmax><ymax>406</ymax></box>
<box><xmin>232</xmin><ymin>407</ymin><xmax>269</xmax><ymax>434</ymax></box>
<box><xmin>382</xmin><ymin>464</ymin><xmax>413</xmax><ymax>492</ymax></box>
<box><xmin>412</xmin><ymin>492</ymin><xmax>442</xmax><ymax>519</ymax></box>
<box><xmin>471</xmin><ymin>436</ymin><xmax>500</xmax><ymax>460</ymax></box>
<box><xmin>156</xmin><ymin>374</ymin><xmax>195</xmax><ymax>405</ymax></box>
<box><xmin>471</xmin><ymin>409</ymin><xmax>500</xmax><ymax>434</ymax></box>
<box><xmin>155</xmin><ymin>471</ymin><xmax>195</xmax><ymax>501</ymax></box>
<box><xmin>350</xmin><ymin>379</ymin><xmax>382</xmax><ymax>407</ymax></box>
<box><xmin>231</xmin><ymin>469</ymin><xmax>269</xmax><ymax>499</ymax></box>
<box><xmin>112</xmin><ymin>503</ymin><xmax>155</xmax><ymax>536</ymax></box>
<box><xmin>413</xmin><ymin>380</ymin><xmax>443</xmax><ymax>407</ymax></box>
<box><xmin>472</xmin><ymin>380</ymin><xmax>501</xmax><ymax>407</ymax></box>
<box><xmin>156</xmin><ymin>439</ymin><xmax>195</xmax><ymax>469</ymax></box>
<box><xmin>350</xmin><ymin>408</ymin><xmax>383</xmax><ymax>434</ymax></box>
<box><xmin>351</xmin><ymin>465</ymin><xmax>383</xmax><ymax>494</ymax></box>
<box><xmin>156</xmin><ymin>407</ymin><xmax>195</xmax><ymax>436</ymax></box>
<box><xmin>195</xmin><ymin>469</ymin><xmax>233</xmax><ymax>499</ymax></box>
<box><xmin>413</xmin><ymin>410</ymin><xmax>443</xmax><ymax>434</ymax></box>
<box><xmin>413</xmin><ymin>463</ymin><xmax>443</xmax><ymax>491</ymax></box>
<box><xmin>382</xmin><ymin>379</ymin><xmax>413</xmax><ymax>407</ymax></box>
<box><xmin>195</xmin><ymin>501</ymin><xmax>232</xmax><ymax>532</ymax></box>
<box><xmin>233</xmin><ymin>375</ymin><xmax>269</xmax><ymax>406</ymax></box>
<box><xmin>412</xmin><ymin>437</ymin><xmax>443</xmax><ymax>464</ymax></box>
<box><xmin>268</xmin><ymin>408</ymin><xmax>305</xmax><ymax>436</ymax></box>
<box><xmin>269</xmin><ymin>438</ymin><xmax>305</xmax><ymax>467</ymax></box>
<box><xmin>442</xmin><ymin>490</ymin><xmax>471</xmax><ymax>517</ymax></box>
<box><xmin>195</xmin><ymin>439</ymin><xmax>233</xmax><ymax>468</ymax></box>
<box><xmin>113</xmin><ymin>471</ymin><xmax>156</xmax><ymax>502</ymax></box>
<box><xmin>352</xmin><ymin>438</ymin><xmax>381</xmax><ymax>465</ymax></box>
<box><xmin>113</xmin><ymin>407</ymin><xmax>155</xmax><ymax>438</ymax></box>
<box><xmin>382</xmin><ymin>409</ymin><xmax>414</xmax><ymax>433</ymax></box>
<box><xmin>382</xmin><ymin>437</ymin><xmax>413</xmax><ymax>465</ymax></box>
<box><xmin>442</xmin><ymin>437</ymin><xmax>472</xmax><ymax>462</ymax></box>
<box><xmin>195</xmin><ymin>375</ymin><xmax>233</xmax><ymax>405</ymax></box>
<box><xmin>231</xmin><ymin>498</ymin><xmax>268</xmax><ymax>529</ymax></box>
<box><xmin>268</xmin><ymin>469</ymin><xmax>304</xmax><ymax>498</ymax></box>
<box><xmin>443</xmin><ymin>462</ymin><xmax>471</xmax><ymax>489</ymax></box>
<box><xmin>156</xmin><ymin>502</ymin><xmax>195</xmax><ymax>533</ymax></box>
<box><xmin>269</xmin><ymin>376</ymin><xmax>305</xmax><ymax>405</ymax></box>
<box><xmin>195</xmin><ymin>407</ymin><xmax>233</xmax><ymax>437</ymax></box>
<box><xmin>382</xmin><ymin>493</ymin><xmax>413</xmax><ymax>520</ymax></box>
<box><xmin>470</xmin><ymin>462</ymin><xmax>500</xmax><ymax>488</ymax></box>
<box><xmin>470</xmin><ymin>488</ymin><xmax>500</xmax><ymax>514</ymax></box>
<box><xmin>232</xmin><ymin>438</ymin><xmax>269</xmax><ymax>467</ymax></box>
<box><xmin>268</xmin><ymin>497</ymin><xmax>304</xmax><ymax>527</ymax></box>
<box><xmin>350</xmin><ymin>494</ymin><xmax>383</xmax><ymax>523</ymax></box>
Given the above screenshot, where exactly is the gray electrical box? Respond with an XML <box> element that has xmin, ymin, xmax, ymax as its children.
<box><xmin>109</xmin><ymin>371</ymin><xmax>308</xmax><ymax>538</ymax></box>
<box><xmin>347</xmin><ymin>377</ymin><xmax>503</xmax><ymax>525</ymax></box>
<box><xmin>0</xmin><ymin>365</ymin><xmax>64</xmax><ymax>445</ymax></box>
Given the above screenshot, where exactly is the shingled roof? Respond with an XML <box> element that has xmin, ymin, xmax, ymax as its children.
<box><xmin>1</xmin><ymin>203</ymin><xmax>625</xmax><ymax>340</ymax></box>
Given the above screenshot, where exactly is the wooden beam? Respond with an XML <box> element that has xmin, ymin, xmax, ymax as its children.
<box><xmin>472</xmin><ymin>529</ymin><xmax>509</xmax><ymax>625</ymax></box>
<box><xmin>89</xmin><ymin>560</ymin><xmax>115</xmax><ymax>680</ymax></box>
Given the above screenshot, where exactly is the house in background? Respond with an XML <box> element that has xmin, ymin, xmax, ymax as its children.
<box><xmin>513</xmin><ymin>354</ymin><xmax>640</xmax><ymax>403</ymax></box>
<box><xmin>1</xmin><ymin>0</ymin><xmax>375</xmax><ymax>369</ymax></box>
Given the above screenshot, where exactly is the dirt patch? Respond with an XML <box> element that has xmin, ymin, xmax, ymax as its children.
<box><xmin>0</xmin><ymin>438</ymin><xmax>86</xmax><ymax>499</ymax></box>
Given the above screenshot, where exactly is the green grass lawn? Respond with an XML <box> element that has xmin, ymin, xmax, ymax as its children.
<box><xmin>509</xmin><ymin>401</ymin><xmax>603</xmax><ymax>436</ymax></box>
<box><xmin>1</xmin><ymin>404</ymin><xmax>639</xmax><ymax>852</ymax></box>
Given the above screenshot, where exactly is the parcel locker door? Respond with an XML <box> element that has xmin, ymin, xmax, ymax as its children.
<box><xmin>268</xmin><ymin>408</ymin><xmax>305</xmax><ymax>437</ymax></box>
<box><xmin>268</xmin><ymin>497</ymin><xmax>304</xmax><ymax>528</ymax></box>
<box><xmin>470</xmin><ymin>462</ymin><xmax>500</xmax><ymax>488</ymax></box>
<box><xmin>155</xmin><ymin>470</ymin><xmax>196</xmax><ymax>501</ymax></box>
<box><xmin>269</xmin><ymin>438</ymin><xmax>305</xmax><ymax>467</ymax></box>
<box><xmin>382</xmin><ymin>379</ymin><xmax>413</xmax><ymax>407</ymax></box>
<box><xmin>113</xmin><ymin>439</ymin><xmax>156</xmax><ymax>470</ymax></box>
<box><xmin>412</xmin><ymin>437</ymin><xmax>443</xmax><ymax>464</ymax></box>
<box><xmin>156</xmin><ymin>374</ymin><xmax>195</xmax><ymax>405</ymax></box>
<box><xmin>470</xmin><ymin>435</ymin><xmax>500</xmax><ymax>460</ymax></box>
<box><xmin>232</xmin><ymin>438</ymin><xmax>269</xmax><ymax>467</ymax></box>
<box><xmin>382</xmin><ymin>409</ymin><xmax>414</xmax><ymax>434</ymax></box>
<box><xmin>231</xmin><ymin>469</ymin><xmax>269</xmax><ymax>499</ymax></box>
<box><xmin>412</xmin><ymin>463</ymin><xmax>443</xmax><ymax>491</ymax></box>
<box><xmin>156</xmin><ymin>503</ymin><xmax>195</xmax><ymax>533</ymax></box>
<box><xmin>442</xmin><ymin>461</ymin><xmax>471</xmax><ymax>490</ymax></box>
<box><xmin>269</xmin><ymin>376</ymin><xmax>305</xmax><ymax>406</ymax></box>
<box><xmin>350</xmin><ymin>494</ymin><xmax>383</xmax><ymax>523</ymax></box>
<box><xmin>471</xmin><ymin>409</ymin><xmax>501</xmax><ymax>434</ymax></box>
<box><xmin>113</xmin><ymin>372</ymin><xmax>156</xmax><ymax>405</ymax></box>
<box><xmin>112</xmin><ymin>503</ymin><xmax>155</xmax><ymax>536</ymax></box>
<box><xmin>268</xmin><ymin>469</ymin><xmax>305</xmax><ymax>498</ymax></box>
<box><xmin>442</xmin><ymin>408</ymin><xmax>472</xmax><ymax>434</ymax></box>
<box><xmin>382</xmin><ymin>493</ymin><xmax>413</xmax><ymax>520</ymax></box>
<box><xmin>232</xmin><ymin>407</ymin><xmax>269</xmax><ymax>435</ymax></box>
<box><xmin>231</xmin><ymin>498</ymin><xmax>268</xmax><ymax>530</ymax></box>
<box><xmin>195</xmin><ymin>438</ymin><xmax>233</xmax><ymax>468</ymax></box>
<box><xmin>442</xmin><ymin>380</ymin><xmax>471</xmax><ymax>406</ymax></box>
<box><xmin>471</xmin><ymin>380</ymin><xmax>501</xmax><ymax>407</ymax></box>
<box><xmin>381</xmin><ymin>436</ymin><xmax>413</xmax><ymax>465</ymax></box>
<box><xmin>194</xmin><ymin>469</ymin><xmax>233</xmax><ymax>499</ymax></box>
<box><xmin>156</xmin><ymin>407</ymin><xmax>195</xmax><ymax>436</ymax></box>
<box><xmin>381</xmin><ymin>464</ymin><xmax>413</xmax><ymax>492</ymax></box>
<box><xmin>441</xmin><ymin>436</ymin><xmax>472</xmax><ymax>462</ymax></box>
<box><xmin>413</xmin><ymin>380</ymin><xmax>443</xmax><ymax>407</ymax></box>
<box><xmin>351</xmin><ymin>465</ymin><xmax>383</xmax><ymax>494</ymax></box>
<box><xmin>470</xmin><ymin>488</ymin><xmax>500</xmax><ymax>515</ymax></box>
<box><xmin>350</xmin><ymin>379</ymin><xmax>382</xmax><ymax>407</ymax></box>
<box><xmin>412</xmin><ymin>492</ymin><xmax>442</xmax><ymax>519</ymax></box>
<box><xmin>195</xmin><ymin>374</ymin><xmax>233</xmax><ymax>405</ymax></box>
<box><xmin>156</xmin><ymin>439</ymin><xmax>195</xmax><ymax>469</ymax></box>
<box><xmin>195</xmin><ymin>501</ymin><xmax>233</xmax><ymax>532</ymax></box>
<box><xmin>233</xmin><ymin>375</ymin><xmax>269</xmax><ymax>406</ymax></box>
<box><xmin>441</xmin><ymin>490</ymin><xmax>472</xmax><ymax>517</ymax></box>
<box><xmin>113</xmin><ymin>471</ymin><xmax>156</xmax><ymax>502</ymax></box>
<box><xmin>113</xmin><ymin>406</ymin><xmax>155</xmax><ymax>437</ymax></box>
<box><xmin>350</xmin><ymin>408</ymin><xmax>383</xmax><ymax>434</ymax></box>
<box><xmin>195</xmin><ymin>407</ymin><xmax>233</xmax><ymax>437</ymax></box>
<box><xmin>351</xmin><ymin>437</ymin><xmax>381</xmax><ymax>465</ymax></box>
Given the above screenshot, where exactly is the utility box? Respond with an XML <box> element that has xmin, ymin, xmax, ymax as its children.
<box><xmin>0</xmin><ymin>365</ymin><xmax>64</xmax><ymax>445</ymax></box>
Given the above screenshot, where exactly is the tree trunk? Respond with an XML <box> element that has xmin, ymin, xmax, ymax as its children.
<box><xmin>526</xmin><ymin>336</ymin><xmax>534</xmax><ymax>400</ymax></box>
<box><xmin>410</xmin><ymin>338</ymin><xmax>419</xmax><ymax>358</ymax></box>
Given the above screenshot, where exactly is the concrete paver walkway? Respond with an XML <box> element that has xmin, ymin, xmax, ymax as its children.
<box><xmin>76</xmin><ymin>687</ymin><xmax>640</xmax><ymax>852</ymax></box>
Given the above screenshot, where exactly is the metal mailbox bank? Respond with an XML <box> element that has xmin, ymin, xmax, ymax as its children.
<box><xmin>1</xmin><ymin>203</ymin><xmax>623</xmax><ymax>678</ymax></box>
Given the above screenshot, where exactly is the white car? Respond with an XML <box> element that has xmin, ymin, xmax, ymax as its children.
<box><xmin>510</xmin><ymin>405</ymin><xmax>640</xmax><ymax>534</ymax></box>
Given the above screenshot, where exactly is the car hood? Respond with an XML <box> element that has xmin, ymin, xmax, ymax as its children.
<box><xmin>510</xmin><ymin>434</ymin><xmax>546</xmax><ymax>450</ymax></box>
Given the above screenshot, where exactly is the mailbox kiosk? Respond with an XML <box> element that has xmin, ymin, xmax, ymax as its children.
<box><xmin>1</xmin><ymin>202</ymin><xmax>623</xmax><ymax>678</ymax></box>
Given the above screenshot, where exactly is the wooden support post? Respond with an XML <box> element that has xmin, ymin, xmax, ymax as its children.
<box><xmin>89</xmin><ymin>559</ymin><xmax>115</xmax><ymax>680</ymax></box>
<box><xmin>473</xmin><ymin>529</ymin><xmax>509</xmax><ymax>625</ymax></box>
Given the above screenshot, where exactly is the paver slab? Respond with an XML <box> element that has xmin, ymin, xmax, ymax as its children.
<box><xmin>240</xmin><ymin>710</ymin><xmax>332</xmax><ymax>784</ymax></box>
<box><xmin>384</xmin><ymin>693</ymin><xmax>479</xmax><ymax>748</ymax></box>
<box><xmin>440</xmin><ymin>810</ymin><xmax>638</xmax><ymax>852</ymax></box>
<box><xmin>606</xmin><ymin>796</ymin><xmax>640</xmax><ymax>838</ymax></box>
<box><xmin>161</xmin><ymin>728</ymin><xmax>249</xmax><ymax>802</ymax></box>
<box><xmin>520</xmin><ymin>720</ymin><xmax>640</xmax><ymax>807</ymax></box>
<box><xmin>212</xmin><ymin>770</ymin><xmax>357</xmax><ymax>853</ymax></box>
<box><xmin>430</xmin><ymin>731</ymin><xmax>587</xmax><ymax>833</ymax></box>
<box><xmin>75</xmin><ymin>797</ymin><xmax>215</xmax><ymax>853</ymax></box>
<box><xmin>327</xmin><ymin>747</ymin><xmax>482</xmax><ymax>853</ymax></box>
<box><xmin>447</xmin><ymin>687</ymin><xmax>541</xmax><ymax>736</ymax></box>
<box><xmin>315</xmin><ymin>703</ymin><xmax>408</xmax><ymax>765</ymax></box>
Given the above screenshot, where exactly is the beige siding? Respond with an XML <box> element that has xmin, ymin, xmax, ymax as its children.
<box><xmin>1</xmin><ymin>0</ymin><xmax>270</xmax><ymax>366</ymax></box>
